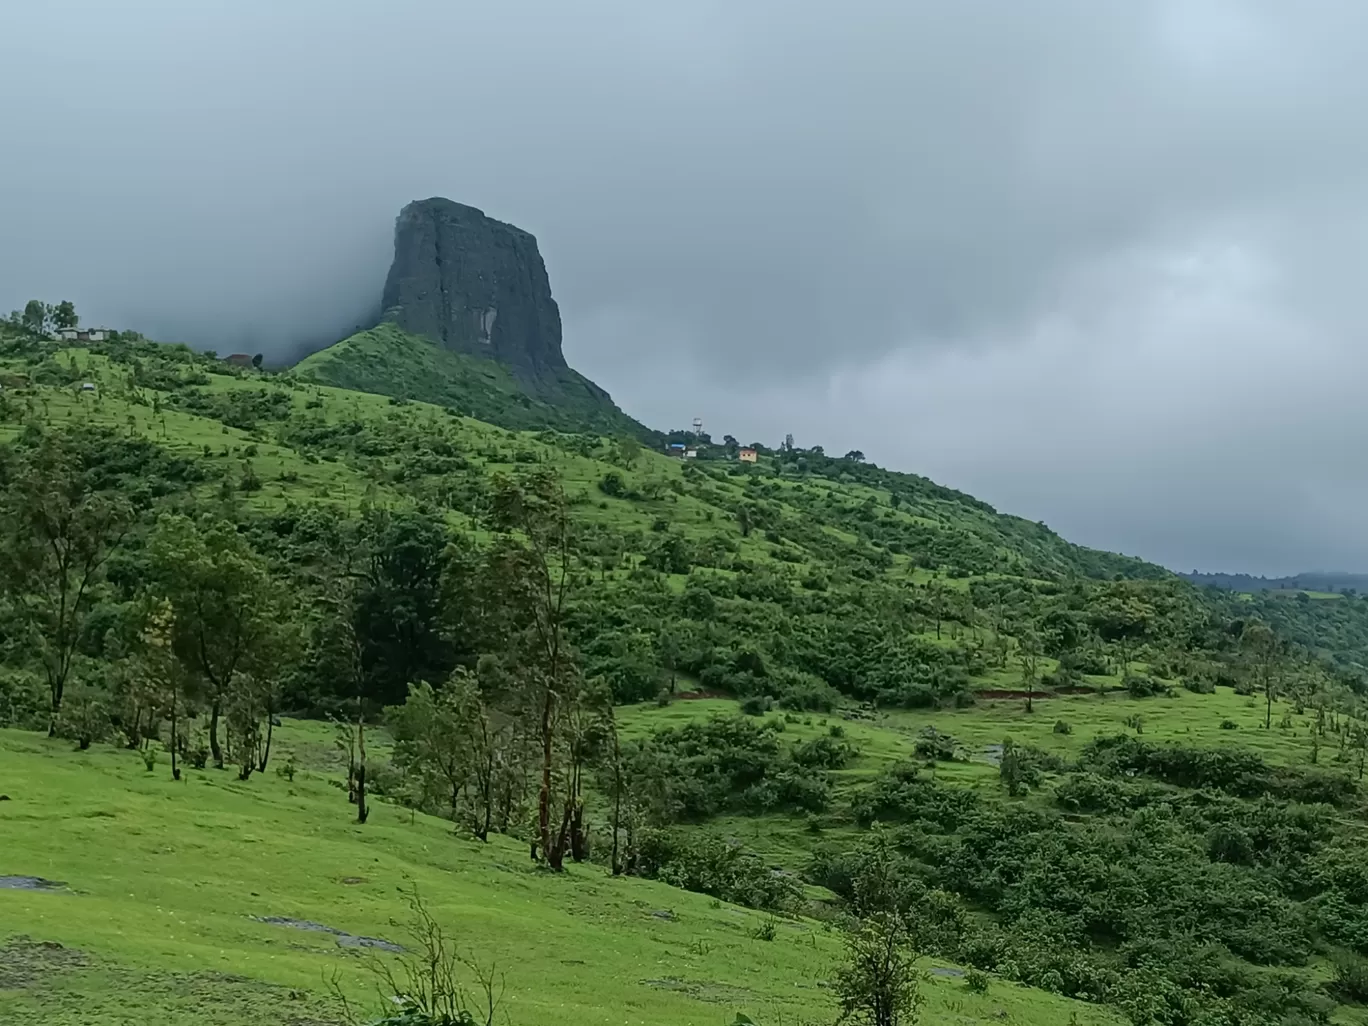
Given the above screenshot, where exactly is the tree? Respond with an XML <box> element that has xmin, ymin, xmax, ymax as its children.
<box><xmin>1242</xmin><ymin>621</ymin><xmax>1283</xmax><ymax>730</ymax></box>
<box><xmin>137</xmin><ymin>598</ymin><xmax>190</xmax><ymax>780</ymax></box>
<box><xmin>147</xmin><ymin>513</ymin><xmax>283</xmax><ymax>768</ymax></box>
<box><xmin>51</xmin><ymin>301</ymin><xmax>78</xmax><ymax>331</ymax></box>
<box><xmin>487</xmin><ymin>470</ymin><xmax>582</xmax><ymax>870</ymax></box>
<box><xmin>612</xmin><ymin>434</ymin><xmax>641</xmax><ymax>468</ymax></box>
<box><xmin>927</xmin><ymin>583</ymin><xmax>948</xmax><ymax>640</ymax></box>
<box><xmin>354</xmin><ymin>508</ymin><xmax>454</xmax><ymax>707</ymax></box>
<box><xmin>999</xmin><ymin>737</ymin><xmax>1025</xmax><ymax>797</ymax></box>
<box><xmin>1091</xmin><ymin>592</ymin><xmax>1151</xmax><ymax>678</ymax></box>
<box><xmin>251</xmin><ymin>353</ymin><xmax>263</xmax><ymax>369</ymax></box>
<box><xmin>311</xmin><ymin>577</ymin><xmax>371</xmax><ymax>823</ymax></box>
<box><xmin>834</xmin><ymin>911</ymin><xmax>924</xmax><ymax>1026</ymax></box>
<box><xmin>21</xmin><ymin>300</ymin><xmax>49</xmax><ymax>335</ymax></box>
<box><xmin>562</xmin><ymin>678</ymin><xmax>612</xmax><ymax>861</ymax></box>
<box><xmin>1018</xmin><ymin>628</ymin><xmax>1042</xmax><ymax>714</ymax></box>
<box><xmin>845</xmin><ymin>450</ymin><xmax>866</xmax><ymax>463</ymax></box>
<box><xmin>655</xmin><ymin>626</ymin><xmax>688</xmax><ymax>694</ymax></box>
<box><xmin>601</xmin><ymin>715</ymin><xmax>638</xmax><ymax>875</ymax></box>
<box><xmin>391</xmin><ymin>678</ymin><xmax>475</xmax><ymax>824</ymax></box>
<box><xmin>0</xmin><ymin>434</ymin><xmax>130</xmax><ymax>731</ymax></box>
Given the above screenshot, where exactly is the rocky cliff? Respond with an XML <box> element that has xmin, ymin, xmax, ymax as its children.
<box><xmin>379</xmin><ymin>198</ymin><xmax>571</xmax><ymax>393</ymax></box>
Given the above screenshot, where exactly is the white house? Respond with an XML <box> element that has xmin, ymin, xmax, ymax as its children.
<box><xmin>57</xmin><ymin>328</ymin><xmax>109</xmax><ymax>342</ymax></box>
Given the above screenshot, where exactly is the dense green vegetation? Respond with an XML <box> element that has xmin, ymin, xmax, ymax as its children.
<box><xmin>7</xmin><ymin>314</ymin><xmax>1368</xmax><ymax>1025</ymax></box>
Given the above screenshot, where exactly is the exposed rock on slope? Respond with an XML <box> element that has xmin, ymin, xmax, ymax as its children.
<box><xmin>381</xmin><ymin>197</ymin><xmax>574</xmax><ymax>394</ymax></box>
<box><xmin>298</xmin><ymin>198</ymin><xmax>653</xmax><ymax>438</ymax></box>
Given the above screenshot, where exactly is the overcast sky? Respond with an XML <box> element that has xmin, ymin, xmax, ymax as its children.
<box><xmin>6</xmin><ymin>1</ymin><xmax>1368</xmax><ymax>576</ymax></box>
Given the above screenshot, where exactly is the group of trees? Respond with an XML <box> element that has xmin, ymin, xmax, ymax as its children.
<box><xmin>0</xmin><ymin>423</ymin><xmax>631</xmax><ymax>868</ymax></box>
<box><xmin>0</xmin><ymin>430</ymin><xmax>295</xmax><ymax>776</ymax></box>
<box><xmin>5</xmin><ymin>299</ymin><xmax>78</xmax><ymax>336</ymax></box>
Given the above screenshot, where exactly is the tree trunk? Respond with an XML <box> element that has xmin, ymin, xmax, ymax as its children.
<box><xmin>47</xmin><ymin>676</ymin><xmax>60</xmax><ymax>737</ymax></box>
<box><xmin>209</xmin><ymin>699</ymin><xmax>223</xmax><ymax>768</ymax></box>
<box><xmin>537</xmin><ymin>689</ymin><xmax>555</xmax><ymax>864</ymax></box>
<box><xmin>170</xmin><ymin>691</ymin><xmax>181</xmax><ymax>781</ymax></box>
<box><xmin>355</xmin><ymin>716</ymin><xmax>369</xmax><ymax>824</ymax></box>
<box><xmin>610</xmin><ymin>731</ymin><xmax>624</xmax><ymax>875</ymax></box>
<box><xmin>569</xmin><ymin>801</ymin><xmax>587</xmax><ymax>862</ymax></box>
<box><xmin>477</xmin><ymin>778</ymin><xmax>492</xmax><ymax>842</ymax></box>
<box><xmin>546</xmin><ymin>803</ymin><xmax>571</xmax><ymax>871</ymax></box>
<box><xmin>257</xmin><ymin>711</ymin><xmax>274</xmax><ymax>773</ymax></box>
<box><xmin>355</xmin><ymin>762</ymin><xmax>368</xmax><ymax>823</ymax></box>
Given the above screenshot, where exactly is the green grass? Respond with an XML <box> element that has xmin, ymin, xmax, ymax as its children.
<box><xmin>623</xmin><ymin>686</ymin><xmax>1343</xmax><ymax>774</ymax></box>
<box><xmin>0</xmin><ymin>724</ymin><xmax>1122</xmax><ymax>1026</ymax></box>
<box><xmin>296</xmin><ymin>324</ymin><xmax>648</xmax><ymax>438</ymax></box>
<box><xmin>614</xmin><ymin>686</ymin><xmax>1359</xmax><ymax>873</ymax></box>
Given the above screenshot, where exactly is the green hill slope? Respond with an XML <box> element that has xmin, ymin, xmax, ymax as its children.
<box><xmin>0</xmin><ymin>722</ymin><xmax>1122</xmax><ymax>1026</ymax></box>
<box><xmin>6</xmin><ymin>324</ymin><xmax>1368</xmax><ymax>1025</ymax></box>
<box><xmin>296</xmin><ymin>324</ymin><xmax>654</xmax><ymax>439</ymax></box>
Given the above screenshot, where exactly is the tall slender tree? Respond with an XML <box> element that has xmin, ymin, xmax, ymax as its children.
<box><xmin>487</xmin><ymin>470</ymin><xmax>582</xmax><ymax>870</ymax></box>
<box><xmin>1242</xmin><ymin>621</ymin><xmax>1284</xmax><ymax>730</ymax></box>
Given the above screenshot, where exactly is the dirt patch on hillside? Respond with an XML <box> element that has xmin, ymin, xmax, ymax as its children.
<box><xmin>0</xmin><ymin>937</ymin><xmax>88</xmax><ymax>989</ymax></box>
<box><xmin>254</xmin><ymin>916</ymin><xmax>403</xmax><ymax>953</ymax></box>
<box><xmin>0</xmin><ymin>876</ymin><xmax>65</xmax><ymax>891</ymax></box>
<box><xmin>641</xmin><ymin>975</ymin><xmax>755</xmax><ymax>1004</ymax></box>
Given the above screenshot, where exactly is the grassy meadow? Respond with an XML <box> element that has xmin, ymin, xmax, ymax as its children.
<box><xmin>0</xmin><ymin>722</ymin><xmax>1121</xmax><ymax>1026</ymax></box>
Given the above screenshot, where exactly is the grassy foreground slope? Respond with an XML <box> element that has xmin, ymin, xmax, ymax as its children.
<box><xmin>0</xmin><ymin>723</ymin><xmax>1120</xmax><ymax>1026</ymax></box>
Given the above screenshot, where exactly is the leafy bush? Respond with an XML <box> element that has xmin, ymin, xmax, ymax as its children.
<box><xmin>1052</xmin><ymin>719</ymin><xmax>1072</xmax><ymax>735</ymax></box>
<box><xmin>1081</xmin><ymin>734</ymin><xmax>1358</xmax><ymax>805</ymax></box>
<box><xmin>850</xmin><ymin>764</ymin><xmax>980</xmax><ymax>830</ymax></box>
<box><xmin>636</xmin><ymin>831</ymin><xmax>801</xmax><ymax>912</ymax></box>
<box><xmin>0</xmin><ymin>670</ymin><xmax>48</xmax><ymax>730</ymax></box>
<box><xmin>626</xmin><ymin>715</ymin><xmax>831</xmax><ymax>820</ymax></box>
<box><xmin>1332</xmin><ymin>956</ymin><xmax>1368</xmax><ymax>1003</ymax></box>
<box><xmin>913</xmin><ymin>726</ymin><xmax>960</xmax><ymax>762</ymax></box>
<box><xmin>790</xmin><ymin>734</ymin><xmax>857</xmax><ymax>770</ymax></box>
<box><xmin>1124</xmin><ymin>673</ymin><xmax>1169</xmax><ymax>698</ymax></box>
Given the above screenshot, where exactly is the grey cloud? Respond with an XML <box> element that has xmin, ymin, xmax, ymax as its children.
<box><xmin>5</xmin><ymin>1</ymin><xmax>1368</xmax><ymax>573</ymax></box>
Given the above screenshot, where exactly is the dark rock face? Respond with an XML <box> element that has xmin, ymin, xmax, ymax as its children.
<box><xmin>380</xmin><ymin>198</ymin><xmax>570</xmax><ymax>390</ymax></box>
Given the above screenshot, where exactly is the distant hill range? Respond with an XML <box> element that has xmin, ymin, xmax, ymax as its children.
<box><xmin>1181</xmin><ymin>570</ymin><xmax>1368</xmax><ymax>594</ymax></box>
<box><xmin>297</xmin><ymin>197</ymin><xmax>653</xmax><ymax>438</ymax></box>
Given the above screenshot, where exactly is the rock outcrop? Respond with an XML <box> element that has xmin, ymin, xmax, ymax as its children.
<box><xmin>379</xmin><ymin>198</ymin><xmax>570</xmax><ymax>391</ymax></box>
